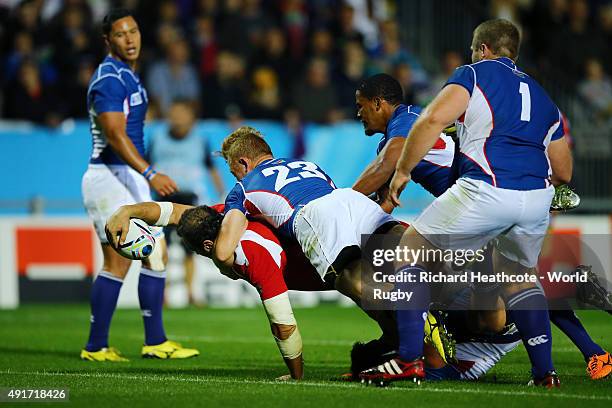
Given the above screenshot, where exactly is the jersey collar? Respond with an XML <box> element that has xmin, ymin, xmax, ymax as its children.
<box><xmin>384</xmin><ymin>104</ymin><xmax>407</xmax><ymax>136</ymax></box>
<box><xmin>105</xmin><ymin>54</ymin><xmax>132</xmax><ymax>71</ymax></box>
<box><xmin>496</xmin><ymin>57</ymin><xmax>517</xmax><ymax>69</ymax></box>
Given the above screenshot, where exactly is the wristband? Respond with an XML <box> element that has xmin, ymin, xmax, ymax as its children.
<box><xmin>154</xmin><ymin>202</ymin><xmax>173</xmax><ymax>226</ymax></box>
<box><xmin>142</xmin><ymin>165</ymin><xmax>157</xmax><ymax>181</ymax></box>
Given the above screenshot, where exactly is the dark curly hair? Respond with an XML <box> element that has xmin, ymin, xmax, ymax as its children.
<box><xmin>357</xmin><ymin>74</ymin><xmax>403</xmax><ymax>105</ymax></box>
<box><xmin>176</xmin><ymin>205</ymin><xmax>224</xmax><ymax>254</ymax></box>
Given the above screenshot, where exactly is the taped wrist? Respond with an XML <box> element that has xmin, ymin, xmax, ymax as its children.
<box><xmin>154</xmin><ymin>202</ymin><xmax>173</xmax><ymax>226</ymax></box>
<box><xmin>263</xmin><ymin>292</ymin><xmax>302</xmax><ymax>359</ymax></box>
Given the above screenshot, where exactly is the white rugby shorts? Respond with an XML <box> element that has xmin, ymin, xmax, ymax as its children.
<box><xmin>412</xmin><ymin>177</ymin><xmax>554</xmax><ymax>268</ymax></box>
<box><xmin>82</xmin><ymin>164</ymin><xmax>164</xmax><ymax>243</ymax></box>
<box><xmin>293</xmin><ymin>188</ymin><xmax>396</xmax><ymax>277</ymax></box>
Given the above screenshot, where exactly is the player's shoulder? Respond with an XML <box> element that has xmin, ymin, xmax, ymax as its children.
<box><xmin>469</xmin><ymin>57</ymin><xmax>530</xmax><ymax>79</ymax></box>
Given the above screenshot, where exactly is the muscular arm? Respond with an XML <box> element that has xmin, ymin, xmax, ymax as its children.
<box><xmin>353</xmin><ymin>137</ymin><xmax>405</xmax><ymax>196</ymax></box>
<box><xmin>547</xmin><ymin>136</ymin><xmax>573</xmax><ymax>186</ymax></box>
<box><xmin>213</xmin><ymin>209</ymin><xmax>248</xmax><ymax>268</ymax></box>
<box><xmin>98</xmin><ymin>112</ymin><xmax>150</xmax><ymax>173</ymax></box>
<box><xmin>97</xmin><ymin>112</ymin><xmax>177</xmax><ymax>196</ymax></box>
<box><xmin>106</xmin><ymin>202</ymin><xmax>193</xmax><ymax>246</ymax></box>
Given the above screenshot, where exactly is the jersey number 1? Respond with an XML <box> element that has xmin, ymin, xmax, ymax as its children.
<box><xmin>519</xmin><ymin>82</ymin><xmax>531</xmax><ymax>122</ymax></box>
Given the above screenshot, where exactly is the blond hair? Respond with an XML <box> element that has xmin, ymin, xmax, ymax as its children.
<box><xmin>221</xmin><ymin>126</ymin><xmax>273</xmax><ymax>162</ymax></box>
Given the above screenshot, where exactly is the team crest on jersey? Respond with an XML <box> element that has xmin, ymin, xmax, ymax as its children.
<box><xmin>130</xmin><ymin>91</ymin><xmax>143</xmax><ymax>106</ymax></box>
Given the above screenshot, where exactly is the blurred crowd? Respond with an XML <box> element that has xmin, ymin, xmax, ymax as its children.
<box><xmin>0</xmin><ymin>0</ymin><xmax>610</xmax><ymax>128</ymax></box>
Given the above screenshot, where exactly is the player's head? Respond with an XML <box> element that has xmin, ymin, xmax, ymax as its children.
<box><xmin>221</xmin><ymin>126</ymin><xmax>273</xmax><ymax>180</ymax></box>
<box><xmin>168</xmin><ymin>99</ymin><xmax>196</xmax><ymax>139</ymax></box>
<box><xmin>177</xmin><ymin>205</ymin><xmax>224</xmax><ymax>257</ymax></box>
<box><xmin>356</xmin><ymin>74</ymin><xmax>403</xmax><ymax>136</ymax></box>
<box><xmin>471</xmin><ymin>19</ymin><xmax>520</xmax><ymax>63</ymax></box>
<box><xmin>102</xmin><ymin>9</ymin><xmax>141</xmax><ymax>65</ymax></box>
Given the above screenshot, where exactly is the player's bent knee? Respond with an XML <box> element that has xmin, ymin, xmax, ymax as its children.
<box><xmin>271</xmin><ymin>323</ymin><xmax>296</xmax><ymax>341</ymax></box>
<box><xmin>101</xmin><ymin>244</ymin><xmax>132</xmax><ymax>279</ymax></box>
<box><xmin>143</xmin><ymin>238</ymin><xmax>167</xmax><ymax>272</ymax></box>
<box><xmin>272</xmin><ymin>324</ymin><xmax>302</xmax><ymax>360</ymax></box>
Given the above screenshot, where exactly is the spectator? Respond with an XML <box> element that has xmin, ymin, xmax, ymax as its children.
<box><xmin>64</xmin><ymin>58</ymin><xmax>95</xmax><ymax>118</ymax></box>
<box><xmin>550</xmin><ymin>0</ymin><xmax>607</xmax><ymax>84</ymax></box>
<box><xmin>281</xmin><ymin>0</ymin><xmax>308</xmax><ymax>60</ymax></box>
<box><xmin>577</xmin><ymin>58</ymin><xmax>612</xmax><ymax>122</ymax></box>
<box><xmin>247</xmin><ymin>66</ymin><xmax>285</xmax><ymax>120</ymax></box>
<box><xmin>393</xmin><ymin>62</ymin><xmax>416</xmax><ymax>106</ymax></box>
<box><xmin>193</xmin><ymin>15</ymin><xmax>218</xmax><ymax>80</ymax></box>
<box><xmin>147</xmin><ymin>38</ymin><xmax>201</xmax><ymax>116</ymax></box>
<box><xmin>4</xmin><ymin>58</ymin><xmax>61</xmax><ymax>126</ymax></box>
<box><xmin>249</xmin><ymin>26</ymin><xmax>294</xmax><ymax>85</ymax></box>
<box><xmin>335</xmin><ymin>40</ymin><xmax>367</xmax><ymax>115</ymax></box>
<box><xmin>201</xmin><ymin>51</ymin><xmax>248</xmax><ymax>119</ymax></box>
<box><xmin>292</xmin><ymin>58</ymin><xmax>341</xmax><ymax>123</ymax></box>
<box><xmin>149</xmin><ymin>99</ymin><xmax>225</xmax><ymax>306</ymax></box>
<box><xmin>417</xmin><ymin>50</ymin><xmax>463</xmax><ymax>105</ymax></box>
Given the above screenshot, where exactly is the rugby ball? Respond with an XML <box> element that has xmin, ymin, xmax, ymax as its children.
<box><xmin>114</xmin><ymin>219</ymin><xmax>156</xmax><ymax>260</ymax></box>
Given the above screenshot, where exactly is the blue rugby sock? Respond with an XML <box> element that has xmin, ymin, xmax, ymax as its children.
<box><xmin>549</xmin><ymin>308</ymin><xmax>605</xmax><ymax>360</ymax></box>
<box><xmin>396</xmin><ymin>265</ymin><xmax>430</xmax><ymax>362</ymax></box>
<box><xmin>506</xmin><ymin>287</ymin><xmax>555</xmax><ymax>378</ymax></box>
<box><xmin>85</xmin><ymin>271</ymin><xmax>123</xmax><ymax>351</ymax></box>
<box><xmin>139</xmin><ymin>268</ymin><xmax>167</xmax><ymax>346</ymax></box>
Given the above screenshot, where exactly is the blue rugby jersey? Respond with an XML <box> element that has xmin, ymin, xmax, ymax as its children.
<box><xmin>225</xmin><ymin>158</ymin><xmax>336</xmax><ymax>238</ymax></box>
<box><xmin>445</xmin><ymin>57</ymin><xmax>564</xmax><ymax>190</ymax></box>
<box><xmin>87</xmin><ymin>55</ymin><xmax>148</xmax><ymax>165</ymax></box>
<box><xmin>377</xmin><ymin>104</ymin><xmax>455</xmax><ymax>197</ymax></box>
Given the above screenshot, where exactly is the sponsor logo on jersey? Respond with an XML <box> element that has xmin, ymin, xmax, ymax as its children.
<box><xmin>130</xmin><ymin>91</ymin><xmax>143</xmax><ymax>106</ymax></box>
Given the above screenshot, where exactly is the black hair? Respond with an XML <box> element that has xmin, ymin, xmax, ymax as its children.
<box><xmin>102</xmin><ymin>8</ymin><xmax>134</xmax><ymax>36</ymax></box>
<box><xmin>176</xmin><ymin>206</ymin><xmax>224</xmax><ymax>253</ymax></box>
<box><xmin>357</xmin><ymin>73</ymin><xmax>403</xmax><ymax>105</ymax></box>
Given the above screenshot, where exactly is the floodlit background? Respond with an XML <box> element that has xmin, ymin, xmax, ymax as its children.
<box><xmin>0</xmin><ymin>0</ymin><xmax>610</xmax><ymax>308</ymax></box>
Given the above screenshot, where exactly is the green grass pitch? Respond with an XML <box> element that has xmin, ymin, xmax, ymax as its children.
<box><xmin>0</xmin><ymin>305</ymin><xmax>610</xmax><ymax>407</ymax></box>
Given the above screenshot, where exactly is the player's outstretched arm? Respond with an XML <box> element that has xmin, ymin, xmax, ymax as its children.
<box><xmin>98</xmin><ymin>111</ymin><xmax>178</xmax><ymax>196</ymax></box>
<box><xmin>106</xmin><ymin>202</ymin><xmax>193</xmax><ymax>247</ymax></box>
<box><xmin>547</xmin><ymin>136</ymin><xmax>573</xmax><ymax>186</ymax></box>
<box><xmin>263</xmin><ymin>292</ymin><xmax>304</xmax><ymax>380</ymax></box>
<box><xmin>353</xmin><ymin>137</ymin><xmax>405</xmax><ymax>197</ymax></box>
<box><xmin>213</xmin><ymin>209</ymin><xmax>248</xmax><ymax>268</ymax></box>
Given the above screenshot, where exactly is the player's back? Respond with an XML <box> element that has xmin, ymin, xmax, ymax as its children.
<box><xmin>451</xmin><ymin>57</ymin><xmax>563</xmax><ymax>190</ymax></box>
<box><xmin>225</xmin><ymin>158</ymin><xmax>336</xmax><ymax>237</ymax></box>
<box><xmin>87</xmin><ymin>55</ymin><xmax>149</xmax><ymax>165</ymax></box>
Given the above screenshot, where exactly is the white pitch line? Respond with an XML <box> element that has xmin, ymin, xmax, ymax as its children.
<box><xmin>0</xmin><ymin>370</ymin><xmax>610</xmax><ymax>401</ymax></box>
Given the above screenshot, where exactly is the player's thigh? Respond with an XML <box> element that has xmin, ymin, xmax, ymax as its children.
<box><xmin>82</xmin><ymin>165</ymin><xmax>142</xmax><ymax>244</ymax></box>
<box><xmin>101</xmin><ymin>244</ymin><xmax>132</xmax><ymax>278</ymax></box>
<box><xmin>412</xmin><ymin>178</ymin><xmax>516</xmax><ymax>252</ymax></box>
<box><xmin>495</xmin><ymin>186</ymin><xmax>554</xmax><ymax>268</ymax></box>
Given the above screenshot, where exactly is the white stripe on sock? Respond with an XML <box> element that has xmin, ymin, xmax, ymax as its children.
<box><xmin>98</xmin><ymin>270</ymin><xmax>124</xmax><ymax>283</ymax></box>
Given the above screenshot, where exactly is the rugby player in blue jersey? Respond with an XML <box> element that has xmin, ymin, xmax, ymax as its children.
<box><xmin>80</xmin><ymin>9</ymin><xmax>198</xmax><ymax>361</ymax></box>
<box><xmin>361</xmin><ymin>19</ymin><xmax>573</xmax><ymax>387</ymax></box>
